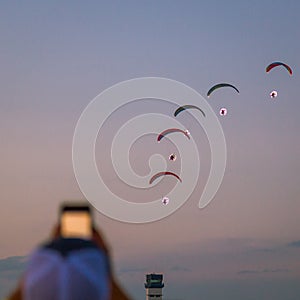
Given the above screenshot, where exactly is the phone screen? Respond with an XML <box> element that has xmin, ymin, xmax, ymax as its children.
<box><xmin>60</xmin><ymin>205</ymin><xmax>92</xmax><ymax>239</ymax></box>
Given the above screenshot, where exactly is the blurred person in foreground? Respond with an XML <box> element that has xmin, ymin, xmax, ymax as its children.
<box><xmin>6</xmin><ymin>204</ymin><xmax>131</xmax><ymax>300</ymax></box>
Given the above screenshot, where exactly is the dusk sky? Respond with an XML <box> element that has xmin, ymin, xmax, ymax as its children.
<box><xmin>1</xmin><ymin>1</ymin><xmax>300</xmax><ymax>299</ymax></box>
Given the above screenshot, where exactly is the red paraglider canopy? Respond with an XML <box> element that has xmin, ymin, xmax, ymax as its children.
<box><xmin>149</xmin><ymin>171</ymin><xmax>182</xmax><ymax>184</ymax></box>
<box><xmin>157</xmin><ymin>128</ymin><xmax>190</xmax><ymax>142</ymax></box>
<box><xmin>266</xmin><ymin>62</ymin><xmax>293</xmax><ymax>75</ymax></box>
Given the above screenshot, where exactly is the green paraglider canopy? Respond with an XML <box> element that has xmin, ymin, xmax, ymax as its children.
<box><xmin>174</xmin><ymin>104</ymin><xmax>205</xmax><ymax>117</ymax></box>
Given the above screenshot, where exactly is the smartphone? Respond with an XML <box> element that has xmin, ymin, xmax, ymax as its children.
<box><xmin>60</xmin><ymin>204</ymin><xmax>93</xmax><ymax>239</ymax></box>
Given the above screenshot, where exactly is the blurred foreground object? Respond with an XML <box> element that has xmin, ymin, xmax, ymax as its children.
<box><xmin>23</xmin><ymin>238</ymin><xmax>110</xmax><ymax>300</ymax></box>
<box><xmin>7</xmin><ymin>203</ymin><xmax>131</xmax><ymax>300</ymax></box>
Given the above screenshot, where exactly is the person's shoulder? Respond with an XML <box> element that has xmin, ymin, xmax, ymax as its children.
<box><xmin>42</xmin><ymin>238</ymin><xmax>99</xmax><ymax>257</ymax></box>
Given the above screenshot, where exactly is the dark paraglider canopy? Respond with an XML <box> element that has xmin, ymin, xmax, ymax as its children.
<box><xmin>174</xmin><ymin>104</ymin><xmax>206</xmax><ymax>117</ymax></box>
<box><xmin>207</xmin><ymin>83</ymin><xmax>240</xmax><ymax>97</ymax></box>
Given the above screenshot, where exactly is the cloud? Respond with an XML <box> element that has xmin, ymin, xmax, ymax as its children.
<box><xmin>251</xmin><ymin>247</ymin><xmax>280</xmax><ymax>253</ymax></box>
<box><xmin>248</xmin><ymin>239</ymin><xmax>300</xmax><ymax>254</ymax></box>
<box><xmin>238</xmin><ymin>268</ymin><xmax>290</xmax><ymax>275</ymax></box>
<box><xmin>169</xmin><ymin>265</ymin><xmax>191</xmax><ymax>272</ymax></box>
<box><xmin>118</xmin><ymin>266</ymin><xmax>148</xmax><ymax>274</ymax></box>
<box><xmin>287</xmin><ymin>240</ymin><xmax>300</xmax><ymax>248</ymax></box>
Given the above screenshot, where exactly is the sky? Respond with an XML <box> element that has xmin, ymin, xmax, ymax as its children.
<box><xmin>0</xmin><ymin>1</ymin><xmax>300</xmax><ymax>299</ymax></box>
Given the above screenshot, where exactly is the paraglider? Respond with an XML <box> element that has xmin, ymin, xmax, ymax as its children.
<box><xmin>207</xmin><ymin>83</ymin><xmax>239</xmax><ymax>97</ymax></box>
<box><xmin>169</xmin><ymin>153</ymin><xmax>177</xmax><ymax>161</ymax></box>
<box><xmin>174</xmin><ymin>104</ymin><xmax>205</xmax><ymax>117</ymax></box>
<box><xmin>157</xmin><ymin>128</ymin><xmax>191</xmax><ymax>142</ymax></box>
<box><xmin>270</xmin><ymin>90</ymin><xmax>278</xmax><ymax>98</ymax></box>
<box><xmin>219</xmin><ymin>108</ymin><xmax>227</xmax><ymax>116</ymax></box>
<box><xmin>206</xmin><ymin>83</ymin><xmax>239</xmax><ymax>117</ymax></box>
<box><xmin>266</xmin><ymin>62</ymin><xmax>292</xmax><ymax>75</ymax></box>
<box><xmin>162</xmin><ymin>197</ymin><xmax>169</xmax><ymax>205</ymax></box>
<box><xmin>149</xmin><ymin>171</ymin><xmax>182</xmax><ymax>184</ymax></box>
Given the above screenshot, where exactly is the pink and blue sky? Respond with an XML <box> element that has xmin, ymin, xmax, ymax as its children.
<box><xmin>0</xmin><ymin>1</ymin><xmax>300</xmax><ymax>299</ymax></box>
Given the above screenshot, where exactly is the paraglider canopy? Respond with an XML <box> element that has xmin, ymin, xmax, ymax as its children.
<box><xmin>149</xmin><ymin>171</ymin><xmax>182</xmax><ymax>184</ymax></box>
<box><xmin>207</xmin><ymin>83</ymin><xmax>239</xmax><ymax>97</ymax></box>
<box><xmin>266</xmin><ymin>62</ymin><xmax>292</xmax><ymax>75</ymax></box>
<box><xmin>157</xmin><ymin>128</ymin><xmax>191</xmax><ymax>142</ymax></box>
<box><xmin>174</xmin><ymin>104</ymin><xmax>205</xmax><ymax>117</ymax></box>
